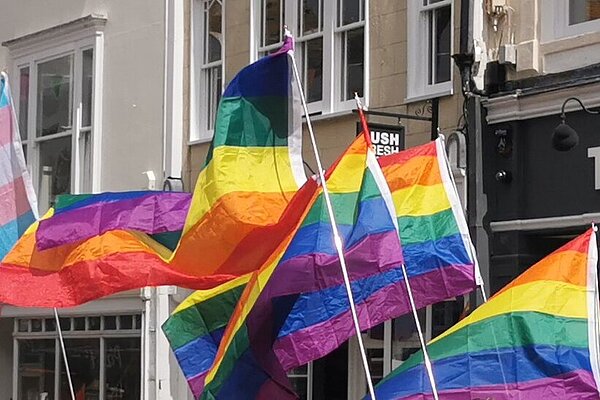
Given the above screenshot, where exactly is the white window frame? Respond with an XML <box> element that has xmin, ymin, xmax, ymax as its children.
<box><xmin>287</xmin><ymin>362</ymin><xmax>314</xmax><ymax>400</ymax></box>
<box><xmin>542</xmin><ymin>0</ymin><xmax>600</xmax><ymax>42</ymax></box>
<box><xmin>13</xmin><ymin>314</ymin><xmax>141</xmax><ymax>400</ymax></box>
<box><xmin>7</xmin><ymin>18</ymin><xmax>105</xmax><ymax>209</ymax></box>
<box><xmin>407</xmin><ymin>0</ymin><xmax>453</xmax><ymax>102</ymax></box>
<box><xmin>190</xmin><ymin>0</ymin><xmax>225</xmax><ymax>144</ymax></box>
<box><xmin>250</xmin><ymin>0</ymin><xmax>369</xmax><ymax>115</ymax></box>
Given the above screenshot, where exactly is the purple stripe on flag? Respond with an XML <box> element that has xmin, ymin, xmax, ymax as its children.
<box><xmin>398</xmin><ymin>370</ymin><xmax>599</xmax><ymax>400</ymax></box>
<box><xmin>36</xmin><ymin>192</ymin><xmax>191</xmax><ymax>250</ymax></box>
<box><xmin>188</xmin><ymin>372</ymin><xmax>209</xmax><ymax>398</ymax></box>
<box><xmin>267</xmin><ymin>231</ymin><xmax>404</xmax><ymax>297</ymax></box>
<box><xmin>273</xmin><ymin>265</ymin><xmax>475</xmax><ymax>370</ymax></box>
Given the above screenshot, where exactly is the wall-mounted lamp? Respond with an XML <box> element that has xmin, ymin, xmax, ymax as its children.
<box><xmin>552</xmin><ymin>97</ymin><xmax>600</xmax><ymax>151</ymax></box>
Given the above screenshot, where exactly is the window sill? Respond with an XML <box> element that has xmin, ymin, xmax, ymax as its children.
<box><xmin>302</xmin><ymin>109</ymin><xmax>356</xmax><ymax>123</ymax></box>
<box><xmin>188</xmin><ymin>137</ymin><xmax>212</xmax><ymax>146</ymax></box>
<box><xmin>405</xmin><ymin>87</ymin><xmax>453</xmax><ymax>104</ymax></box>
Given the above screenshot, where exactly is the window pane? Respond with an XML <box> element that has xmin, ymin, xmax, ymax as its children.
<box><xmin>206</xmin><ymin>65</ymin><xmax>222</xmax><ymax>131</ymax></box>
<box><xmin>59</xmin><ymin>339</ymin><xmax>100</xmax><ymax>400</ymax></box>
<box><xmin>339</xmin><ymin>0</ymin><xmax>362</xmax><ymax>26</ymax></box>
<box><xmin>342</xmin><ymin>28</ymin><xmax>364</xmax><ymax>101</ymax></box>
<box><xmin>36</xmin><ymin>55</ymin><xmax>73</xmax><ymax>137</ymax></box>
<box><xmin>19</xmin><ymin>67</ymin><xmax>29</xmax><ymax>139</ymax></box>
<box><xmin>19</xmin><ymin>339</ymin><xmax>56</xmax><ymax>400</ymax></box>
<box><xmin>31</xmin><ymin>319</ymin><xmax>43</xmax><ymax>332</ymax></box>
<box><xmin>82</xmin><ymin>49</ymin><xmax>94</xmax><ymax>128</ymax></box>
<box><xmin>104</xmin><ymin>315</ymin><xmax>117</xmax><ymax>330</ymax></box>
<box><xmin>302</xmin><ymin>0</ymin><xmax>321</xmax><ymax>35</ymax></box>
<box><xmin>45</xmin><ymin>318</ymin><xmax>56</xmax><ymax>332</ymax></box>
<box><xmin>289</xmin><ymin>377</ymin><xmax>308</xmax><ymax>399</ymax></box>
<box><xmin>80</xmin><ymin>130</ymin><xmax>93</xmax><ymax>193</ymax></box>
<box><xmin>304</xmin><ymin>38</ymin><xmax>323</xmax><ymax>103</ymax></box>
<box><xmin>434</xmin><ymin>6</ymin><xmax>451</xmax><ymax>84</ymax></box>
<box><xmin>391</xmin><ymin>311</ymin><xmax>425</xmax><ymax>370</ymax></box>
<box><xmin>39</xmin><ymin>136</ymin><xmax>71</xmax><ymax>210</ymax></box>
<box><xmin>569</xmin><ymin>0</ymin><xmax>600</xmax><ymax>25</ymax></box>
<box><xmin>105</xmin><ymin>338</ymin><xmax>141</xmax><ymax>400</ymax></box>
<box><xmin>206</xmin><ymin>1</ymin><xmax>222</xmax><ymax>63</ymax></box>
<box><xmin>263</xmin><ymin>0</ymin><xmax>282</xmax><ymax>46</ymax></box>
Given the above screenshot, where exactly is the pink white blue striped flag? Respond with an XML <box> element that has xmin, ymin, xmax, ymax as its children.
<box><xmin>0</xmin><ymin>72</ymin><xmax>37</xmax><ymax>259</ymax></box>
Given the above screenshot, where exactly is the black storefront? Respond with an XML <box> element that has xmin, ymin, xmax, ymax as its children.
<box><xmin>470</xmin><ymin>66</ymin><xmax>600</xmax><ymax>294</ymax></box>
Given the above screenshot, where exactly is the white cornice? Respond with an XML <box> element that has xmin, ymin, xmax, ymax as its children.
<box><xmin>482</xmin><ymin>80</ymin><xmax>600</xmax><ymax>124</ymax></box>
<box><xmin>2</xmin><ymin>14</ymin><xmax>107</xmax><ymax>59</ymax></box>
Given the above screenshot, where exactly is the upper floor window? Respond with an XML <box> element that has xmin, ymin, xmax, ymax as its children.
<box><xmin>407</xmin><ymin>0</ymin><xmax>453</xmax><ymax>102</ymax></box>
<box><xmin>253</xmin><ymin>0</ymin><xmax>367</xmax><ymax>114</ymax></box>
<box><xmin>6</xmin><ymin>16</ymin><xmax>105</xmax><ymax>214</ymax></box>
<box><xmin>569</xmin><ymin>0</ymin><xmax>600</xmax><ymax>25</ymax></box>
<box><xmin>191</xmin><ymin>0</ymin><xmax>224</xmax><ymax>143</ymax></box>
<box><xmin>544</xmin><ymin>0</ymin><xmax>600</xmax><ymax>41</ymax></box>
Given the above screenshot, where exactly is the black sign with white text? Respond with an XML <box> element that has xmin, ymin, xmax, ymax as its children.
<box><xmin>357</xmin><ymin>122</ymin><xmax>405</xmax><ymax>157</ymax></box>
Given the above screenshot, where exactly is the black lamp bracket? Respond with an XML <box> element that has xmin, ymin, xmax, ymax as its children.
<box><xmin>560</xmin><ymin>97</ymin><xmax>600</xmax><ymax>122</ymax></box>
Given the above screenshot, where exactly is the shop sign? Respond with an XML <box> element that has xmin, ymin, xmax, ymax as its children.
<box><xmin>356</xmin><ymin>123</ymin><xmax>405</xmax><ymax>157</ymax></box>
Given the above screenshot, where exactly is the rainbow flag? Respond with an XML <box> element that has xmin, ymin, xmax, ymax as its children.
<box><xmin>369</xmin><ymin>228</ymin><xmax>600</xmax><ymax>400</ymax></box>
<box><xmin>162</xmin><ymin>274</ymin><xmax>250</xmax><ymax>396</ymax></box>
<box><xmin>171</xmin><ymin>34</ymin><xmax>306</xmax><ymax>276</ymax></box>
<box><xmin>378</xmin><ymin>138</ymin><xmax>479</xmax><ymax>312</ymax></box>
<box><xmin>0</xmin><ymin>72</ymin><xmax>37</xmax><ymax>259</ymax></box>
<box><xmin>0</xmin><ymin>219</ymin><xmax>235</xmax><ymax>307</ymax></box>
<box><xmin>35</xmin><ymin>191</ymin><xmax>191</xmax><ymax>250</ymax></box>
<box><xmin>197</xmin><ymin>132</ymin><xmax>407</xmax><ymax>399</ymax></box>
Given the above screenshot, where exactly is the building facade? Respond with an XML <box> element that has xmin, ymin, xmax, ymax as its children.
<box><xmin>0</xmin><ymin>0</ymin><xmax>472</xmax><ymax>399</ymax></box>
<box><xmin>468</xmin><ymin>0</ymin><xmax>600</xmax><ymax>295</ymax></box>
<box><xmin>0</xmin><ymin>1</ymin><xmax>192</xmax><ymax>399</ymax></box>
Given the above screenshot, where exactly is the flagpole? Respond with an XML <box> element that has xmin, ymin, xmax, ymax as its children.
<box><xmin>353</xmin><ymin>96</ymin><xmax>440</xmax><ymax>400</ymax></box>
<box><xmin>287</xmin><ymin>34</ymin><xmax>377</xmax><ymax>399</ymax></box>
<box><xmin>54</xmin><ymin>308</ymin><xmax>76</xmax><ymax>400</ymax></box>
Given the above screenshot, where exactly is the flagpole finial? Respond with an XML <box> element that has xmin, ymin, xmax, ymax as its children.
<box><xmin>592</xmin><ymin>222</ymin><xmax>598</xmax><ymax>232</ymax></box>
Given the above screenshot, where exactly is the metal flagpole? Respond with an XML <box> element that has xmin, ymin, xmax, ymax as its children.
<box><xmin>54</xmin><ymin>308</ymin><xmax>76</xmax><ymax>400</ymax></box>
<box><xmin>354</xmin><ymin>97</ymin><xmax>439</xmax><ymax>400</ymax></box>
<box><xmin>287</xmin><ymin>35</ymin><xmax>377</xmax><ymax>399</ymax></box>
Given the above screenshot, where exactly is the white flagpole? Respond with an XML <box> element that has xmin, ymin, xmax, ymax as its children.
<box><xmin>399</xmin><ymin>264</ymin><xmax>440</xmax><ymax>400</ymax></box>
<box><xmin>354</xmin><ymin>96</ymin><xmax>439</xmax><ymax>400</ymax></box>
<box><xmin>287</xmin><ymin>35</ymin><xmax>377</xmax><ymax>399</ymax></box>
<box><xmin>54</xmin><ymin>308</ymin><xmax>76</xmax><ymax>400</ymax></box>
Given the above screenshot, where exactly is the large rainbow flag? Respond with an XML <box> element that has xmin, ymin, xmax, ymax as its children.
<box><xmin>0</xmin><ymin>72</ymin><xmax>37</xmax><ymax>259</ymax></box>
<box><xmin>368</xmin><ymin>228</ymin><xmax>600</xmax><ymax>400</ymax></box>
<box><xmin>171</xmin><ymin>34</ymin><xmax>306</xmax><ymax>276</ymax></box>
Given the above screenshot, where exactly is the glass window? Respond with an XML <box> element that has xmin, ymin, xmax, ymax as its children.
<box><xmin>59</xmin><ymin>339</ymin><xmax>100</xmax><ymax>399</ymax></box>
<box><xmin>429</xmin><ymin>5</ymin><xmax>451</xmax><ymax>85</ymax></box>
<box><xmin>105</xmin><ymin>338</ymin><xmax>141</xmax><ymax>399</ymax></box>
<box><xmin>81</xmin><ymin>49</ymin><xmax>94</xmax><ymax>128</ymax></box>
<box><xmin>262</xmin><ymin>0</ymin><xmax>284</xmax><ymax>47</ymax></box>
<box><xmin>192</xmin><ymin>0</ymin><xmax>224</xmax><ymax>140</ymax></box>
<box><xmin>18</xmin><ymin>67</ymin><xmax>29</xmax><ymax>140</ymax></box>
<box><xmin>18</xmin><ymin>339</ymin><xmax>56</xmax><ymax>400</ymax></box>
<box><xmin>39</xmin><ymin>135</ymin><xmax>72</xmax><ymax>207</ymax></box>
<box><xmin>569</xmin><ymin>0</ymin><xmax>600</xmax><ymax>25</ymax></box>
<box><xmin>288</xmin><ymin>364</ymin><xmax>310</xmax><ymax>399</ymax></box>
<box><xmin>36</xmin><ymin>55</ymin><xmax>73</xmax><ymax>137</ymax></box>
<box><xmin>407</xmin><ymin>0</ymin><xmax>453</xmax><ymax>99</ymax></box>
<box><xmin>337</xmin><ymin>0</ymin><xmax>365</xmax><ymax>102</ymax></box>
<box><xmin>16</xmin><ymin>315</ymin><xmax>142</xmax><ymax>400</ymax></box>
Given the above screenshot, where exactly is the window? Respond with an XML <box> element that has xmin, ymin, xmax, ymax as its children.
<box><xmin>253</xmin><ymin>0</ymin><xmax>367</xmax><ymax>114</ymax></box>
<box><xmin>9</xmin><ymin>17</ymin><xmax>105</xmax><ymax>214</ymax></box>
<box><xmin>191</xmin><ymin>0</ymin><xmax>224</xmax><ymax>143</ymax></box>
<box><xmin>15</xmin><ymin>315</ymin><xmax>142</xmax><ymax>400</ymax></box>
<box><xmin>407</xmin><ymin>0</ymin><xmax>453</xmax><ymax>101</ymax></box>
<box><xmin>569</xmin><ymin>0</ymin><xmax>600</xmax><ymax>25</ymax></box>
<box><xmin>544</xmin><ymin>0</ymin><xmax>600</xmax><ymax>41</ymax></box>
<box><xmin>288</xmin><ymin>363</ymin><xmax>313</xmax><ymax>400</ymax></box>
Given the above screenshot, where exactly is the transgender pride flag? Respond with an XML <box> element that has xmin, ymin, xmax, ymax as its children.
<box><xmin>0</xmin><ymin>72</ymin><xmax>37</xmax><ymax>259</ymax></box>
